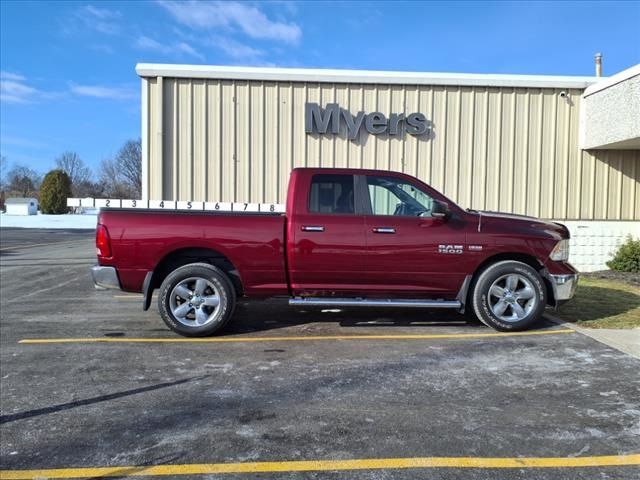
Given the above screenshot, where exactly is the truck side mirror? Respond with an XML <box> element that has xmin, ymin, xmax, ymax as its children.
<box><xmin>431</xmin><ymin>200</ymin><xmax>450</xmax><ymax>219</ymax></box>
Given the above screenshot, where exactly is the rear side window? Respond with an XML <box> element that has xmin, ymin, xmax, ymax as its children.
<box><xmin>308</xmin><ymin>174</ymin><xmax>355</xmax><ymax>214</ymax></box>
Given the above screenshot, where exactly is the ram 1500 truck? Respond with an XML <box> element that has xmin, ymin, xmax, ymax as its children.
<box><xmin>92</xmin><ymin>168</ymin><xmax>578</xmax><ymax>336</ymax></box>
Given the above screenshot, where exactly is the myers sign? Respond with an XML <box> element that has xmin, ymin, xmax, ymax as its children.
<box><xmin>305</xmin><ymin>103</ymin><xmax>428</xmax><ymax>139</ymax></box>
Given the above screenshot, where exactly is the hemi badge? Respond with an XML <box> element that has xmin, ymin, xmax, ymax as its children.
<box><xmin>469</xmin><ymin>245</ymin><xmax>483</xmax><ymax>251</ymax></box>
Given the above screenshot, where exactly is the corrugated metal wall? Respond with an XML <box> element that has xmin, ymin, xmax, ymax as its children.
<box><xmin>143</xmin><ymin>78</ymin><xmax>640</xmax><ymax>220</ymax></box>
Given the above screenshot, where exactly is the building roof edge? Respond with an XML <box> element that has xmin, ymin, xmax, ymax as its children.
<box><xmin>136</xmin><ymin>63</ymin><xmax>601</xmax><ymax>89</ymax></box>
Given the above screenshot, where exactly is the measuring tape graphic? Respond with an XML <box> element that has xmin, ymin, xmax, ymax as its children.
<box><xmin>66</xmin><ymin>198</ymin><xmax>286</xmax><ymax>213</ymax></box>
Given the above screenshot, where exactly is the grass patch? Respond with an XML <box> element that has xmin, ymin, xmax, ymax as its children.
<box><xmin>555</xmin><ymin>277</ymin><xmax>640</xmax><ymax>329</ymax></box>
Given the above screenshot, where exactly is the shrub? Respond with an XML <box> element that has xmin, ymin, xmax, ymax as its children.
<box><xmin>40</xmin><ymin>169</ymin><xmax>72</xmax><ymax>214</ymax></box>
<box><xmin>607</xmin><ymin>236</ymin><xmax>640</xmax><ymax>273</ymax></box>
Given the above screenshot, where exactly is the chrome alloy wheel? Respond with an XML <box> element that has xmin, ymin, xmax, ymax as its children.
<box><xmin>488</xmin><ymin>273</ymin><xmax>537</xmax><ymax>323</ymax></box>
<box><xmin>169</xmin><ymin>277</ymin><xmax>221</xmax><ymax>327</ymax></box>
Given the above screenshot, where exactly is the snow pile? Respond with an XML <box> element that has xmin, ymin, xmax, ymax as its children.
<box><xmin>0</xmin><ymin>212</ymin><xmax>97</xmax><ymax>229</ymax></box>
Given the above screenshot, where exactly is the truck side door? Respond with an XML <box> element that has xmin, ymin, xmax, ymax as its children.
<box><xmin>362</xmin><ymin>174</ymin><xmax>468</xmax><ymax>297</ymax></box>
<box><xmin>287</xmin><ymin>173</ymin><xmax>367</xmax><ymax>296</ymax></box>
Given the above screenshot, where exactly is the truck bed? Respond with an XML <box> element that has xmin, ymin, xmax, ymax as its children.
<box><xmin>98</xmin><ymin>209</ymin><xmax>288</xmax><ymax>296</ymax></box>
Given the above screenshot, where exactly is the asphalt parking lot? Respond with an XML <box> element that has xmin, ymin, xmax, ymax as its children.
<box><xmin>0</xmin><ymin>228</ymin><xmax>638</xmax><ymax>479</ymax></box>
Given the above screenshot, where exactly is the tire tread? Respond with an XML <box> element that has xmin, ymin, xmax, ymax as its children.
<box><xmin>471</xmin><ymin>260</ymin><xmax>545</xmax><ymax>331</ymax></box>
<box><xmin>157</xmin><ymin>262</ymin><xmax>236</xmax><ymax>337</ymax></box>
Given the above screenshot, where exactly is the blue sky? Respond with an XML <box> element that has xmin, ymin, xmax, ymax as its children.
<box><xmin>1</xmin><ymin>0</ymin><xmax>639</xmax><ymax>175</ymax></box>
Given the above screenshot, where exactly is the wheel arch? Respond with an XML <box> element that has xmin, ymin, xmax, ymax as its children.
<box><xmin>144</xmin><ymin>247</ymin><xmax>243</xmax><ymax>310</ymax></box>
<box><xmin>465</xmin><ymin>252</ymin><xmax>555</xmax><ymax>309</ymax></box>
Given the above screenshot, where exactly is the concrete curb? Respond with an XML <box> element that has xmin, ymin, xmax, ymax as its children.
<box><xmin>545</xmin><ymin>313</ymin><xmax>640</xmax><ymax>360</ymax></box>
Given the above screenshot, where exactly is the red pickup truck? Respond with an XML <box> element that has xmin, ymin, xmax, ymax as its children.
<box><xmin>92</xmin><ymin>168</ymin><xmax>578</xmax><ymax>336</ymax></box>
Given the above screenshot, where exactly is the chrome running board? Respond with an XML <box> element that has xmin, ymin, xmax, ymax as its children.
<box><xmin>289</xmin><ymin>298</ymin><xmax>461</xmax><ymax>309</ymax></box>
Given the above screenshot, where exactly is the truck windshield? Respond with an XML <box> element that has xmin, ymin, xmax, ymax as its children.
<box><xmin>366</xmin><ymin>176</ymin><xmax>434</xmax><ymax>217</ymax></box>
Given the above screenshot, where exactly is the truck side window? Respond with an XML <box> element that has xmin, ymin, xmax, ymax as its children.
<box><xmin>366</xmin><ymin>176</ymin><xmax>434</xmax><ymax>217</ymax></box>
<box><xmin>308</xmin><ymin>174</ymin><xmax>355</xmax><ymax>214</ymax></box>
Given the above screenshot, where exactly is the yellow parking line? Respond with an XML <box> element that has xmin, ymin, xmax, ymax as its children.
<box><xmin>18</xmin><ymin>329</ymin><xmax>575</xmax><ymax>344</ymax></box>
<box><xmin>1</xmin><ymin>454</ymin><xmax>638</xmax><ymax>479</ymax></box>
<box><xmin>0</xmin><ymin>239</ymin><xmax>89</xmax><ymax>252</ymax></box>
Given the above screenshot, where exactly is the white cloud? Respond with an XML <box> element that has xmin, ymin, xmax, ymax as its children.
<box><xmin>135</xmin><ymin>35</ymin><xmax>167</xmax><ymax>51</ymax></box>
<box><xmin>0</xmin><ymin>72</ymin><xmax>26</xmax><ymax>82</ymax></box>
<box><xmin>2</xmin><ymin>74</ymin><xmax>137</xmax><ymax>106</ymax></box>
<box><xmin>75</xmin><ymin>4</ymin><xmax>122</xmax><ymax>35</ymax></box>
<box><xmin>1</xmin><ymin>72</ymin><xmax>41</xmax><ymax>104</ymax></box>
<box><xmin>69</xmin><ymin>83</ymin><xmax>137</xmax><ymax>100</ymax></box>
<box><xmin>135</xmin><ymin>35</ymin><xmax>205</xmax><ymax>61</ymax></box>
<box><xmin>211</xmin><ymin>37</ymin><xmax>264</xmax><ymax>60</ymax></box>
<box><xmin>175</xmin><ymin>42</ymin><xmax>204</xmax><ymax>60</ymax></box>
<box><xmin>158</xmin><ymin>0</ymin><xmax>301</xmax><ymax>44</ymax></box>
<box><xmin>270</xmin><ymin>1</ymin><xmax>299</xmax><ymax>16</ymax></box>
<box><xmin>0</xmin><ymin>135</ymin><xmax>48</xmax><ymax>149</ymax></box>
<box><xmin>91</xmin><ymin>44</ymin><xmax>116</xmax><ymax>55</ymax></box>
<box><xmin>83</xmin><ymin>5</ymin><xmax>121</xmax><ymax>20</ymax></box>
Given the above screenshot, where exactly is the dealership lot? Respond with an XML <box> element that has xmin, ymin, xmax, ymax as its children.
<box><xmin>0</xmin><ymin>228</ymin><xmax>638</xmax><ymax>479</ymax></box>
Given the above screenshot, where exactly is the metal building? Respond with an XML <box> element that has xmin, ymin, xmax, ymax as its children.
<box><xmin>136</xmin><ymin>63</ymin><xmax>640</xmax><ymax>271</ymax></box>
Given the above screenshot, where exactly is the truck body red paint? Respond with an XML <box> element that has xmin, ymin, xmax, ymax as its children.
<box><xmin>93</xmin><ymin>168</ymin><xmax>578</xmax><ymax>335</ymax></box>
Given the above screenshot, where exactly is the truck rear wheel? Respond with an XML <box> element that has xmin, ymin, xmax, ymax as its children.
<box><xmin>158</xmin><ymin>263</ymin><xmax>236</xmax><ymax>337</ymax></box>
<box><xmin>471</xmin><ymin>260</ymin><xmax>545</xmax><ymax>331</ymax></box>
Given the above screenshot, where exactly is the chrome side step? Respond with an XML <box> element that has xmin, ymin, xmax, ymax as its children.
<box><xmin>289</xmin><ymin>298</ymin><xmax>461</xmax><ymax>309</ymax></box>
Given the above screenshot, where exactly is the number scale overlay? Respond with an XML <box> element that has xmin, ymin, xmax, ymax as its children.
<box><xmin>67</xmin><ymin>198</ymin><xmax>285</xmax><ymax>214</ymax></box>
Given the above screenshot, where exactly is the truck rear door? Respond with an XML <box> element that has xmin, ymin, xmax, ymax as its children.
<box><xmin>287</xmin><ymin>172</ymin><xmax>367</xmax><ymax>296</ymax></box>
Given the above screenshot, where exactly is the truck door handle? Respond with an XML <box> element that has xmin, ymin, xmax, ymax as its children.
<box><xmin>373</xmin><ymin>227</ymin><xmax>396</xmax><ymax>234</ymax></box>
<box><xmin>302</xmin><ymin>226</ymin><xmax>325</xmax><ymax>232</ymax></box>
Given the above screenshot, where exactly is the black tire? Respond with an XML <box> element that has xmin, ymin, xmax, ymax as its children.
<box><xmin>158</xmin><ymin>263</ymin><xmax>236</xmax><ymax>337</ymax></box>
<box><xmin>471</xmin><ymin>260</ymin><xmax>546</xmax><ymax>331</ymax></box>
<box><xmin>463</xmin><ymin>308</ymin><xmax>483</xmax><ymax>326</ymax></box>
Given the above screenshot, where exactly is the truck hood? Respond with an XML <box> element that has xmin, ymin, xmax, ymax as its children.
<box><xmin>474</xmin><ymin>210</ymin><xmax>570</xmax><ymax>239</ymax></box>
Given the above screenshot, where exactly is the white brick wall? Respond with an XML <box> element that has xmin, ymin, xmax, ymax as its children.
<box><xmin>554</xmin><ymin>221</ymin><xmax>640</xmax><ymax>272</ymax></box>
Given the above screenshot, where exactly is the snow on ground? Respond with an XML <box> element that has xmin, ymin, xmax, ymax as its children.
<box><xmin>0</xmin><ymin>212</ymin><xmax>97</xmax><ymax>229</ymax></box>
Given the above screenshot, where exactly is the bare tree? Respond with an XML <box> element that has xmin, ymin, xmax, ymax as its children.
<box><xmin>98</xmin><ymin>157</ymin><xmax>137</xmax><ymax>198</ymax></box>
<box><xmin>6</xmin><ymin>164</ymin><xmax>41</xmax><ymax>197</ymax></box>
<box><xmin>73</xmin><ymin>179</ymin><xmax>106</xmax><ymax>198</ymax></box>
<box><xmin>98</xmin><ymin>139</ymin><xmax>142</xmax><ymax>199</ymax></box>
<box><xmin>0</xmin><ymin>155</ymin><xmax>7</xmax><ymax>211</ymax></box>
<box><xmin>0</xmin><ymin>155</ymin><xmax>8</xmax><ymax>192</ymax></box>
<box><xmin>55</xmin><ymin>151</ymin><xmax>92</xmax><ymax>196</ymax></box>
<box><xmin>115</xmin><ymin>139</ymin><xmax>141</xmax><ymax>198</ymax></box>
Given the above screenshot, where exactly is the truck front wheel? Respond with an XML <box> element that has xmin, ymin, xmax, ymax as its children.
<box><xmin>471</xmin><ymin>260</ymin><xmax>546</xmax><ymax>331</ymax></box>
<box><xmin>158</xmin><ymin>263</ymin><xmax>236</xmax><ymax>337</ymax></box>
